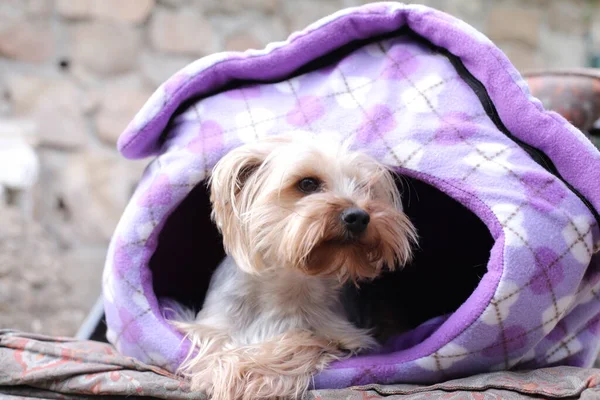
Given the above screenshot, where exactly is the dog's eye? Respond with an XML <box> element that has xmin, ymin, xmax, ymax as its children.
<box><xmin>297</xmin><ymin>178</ymin><xmax>321</xmax><ymax>194</ymax></box>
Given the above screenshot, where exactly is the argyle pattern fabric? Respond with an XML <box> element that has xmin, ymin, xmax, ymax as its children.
<box><xmin>103</xmin><ymin>2</ymin><xmax>600</xmax><ymax>389</ymax></box>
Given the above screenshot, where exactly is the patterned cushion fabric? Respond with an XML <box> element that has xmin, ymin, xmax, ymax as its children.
<box><xmin>2</xmin><ymin>331</ymin><xmax>599</xmax><ymax>399</ymax></box>
<box><xmin>103</xmin><ymin>2</ymin><xmax>600</xmax><ymax>389</ymax></box>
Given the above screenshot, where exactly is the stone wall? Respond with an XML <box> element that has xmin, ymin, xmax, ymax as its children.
<box><xmin>2</xmin><ymin>0</ymin><xmax>599</xmax><ymax>247</ymax></box>
<box><xmin>0</xmin><ymin>0</ymin><xmax>599</xmax><ymax>333</ymax></box>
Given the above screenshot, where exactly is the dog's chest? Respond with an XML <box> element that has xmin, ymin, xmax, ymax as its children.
<box><xmin>260</xmin><ymin>270</ymin><xmax>333</xmax><ymax>307</ymax></box>
<box><xmin>234</xmin><ymin>270</ymin><xmax>341</xmax><ymax>343</ymax></box>
<box><xmin>202</xmin><ymin>257</ymin><xmax>345</xmax><ymax>345</ymax></box>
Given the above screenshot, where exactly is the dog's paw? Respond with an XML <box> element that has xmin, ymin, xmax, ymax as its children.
<box><xmin>335</xmin><ymin>329</ymin><xmax>379</xmax><ymax>354</ymax></box>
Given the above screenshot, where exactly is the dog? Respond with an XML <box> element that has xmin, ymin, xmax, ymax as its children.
<box><xmin>169</xmin><ymin>134</ymin><xmax>417</xmax><ymax>400</ymax></box>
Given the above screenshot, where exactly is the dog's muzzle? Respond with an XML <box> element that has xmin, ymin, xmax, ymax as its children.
<box><xmin>341</xmin><ymin>207</ymin><xmax>370</xmax><ymax>236</ymax></box>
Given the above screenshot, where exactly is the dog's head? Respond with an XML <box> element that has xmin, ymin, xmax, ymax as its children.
<box><xmin>209</xmin><ymin>134</ymin><xmax>417</xmax><ymax>283</ymax></box>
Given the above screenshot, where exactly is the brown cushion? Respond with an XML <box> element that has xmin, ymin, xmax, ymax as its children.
<box><xmin>523</xmin><ymin>69</ymin><xmax>600</xmax><ymax>135</ymax></box>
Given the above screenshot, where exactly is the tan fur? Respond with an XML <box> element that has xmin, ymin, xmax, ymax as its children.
<box><xmin>172</xmin><ymin>323</ymin><xmax>345</xmax><ymax>400</ymax></box>
<box><xmin>173</xmin><ymin>134</ymin><xmax>417</xmax><ymax>399</ymax></box>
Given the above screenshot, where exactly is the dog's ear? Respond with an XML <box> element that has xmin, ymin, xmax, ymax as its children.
<box><xmin>210</xmin><ymin>136</ymin><xmax>293</xmax><ymax>216</ymax></box>
<box><xmin>209</xmin><ymin>136</ymin><xmax>291</xmax><ymax>270</ymax></box>
<box><xmin>210</xmin><ymin>141</ymin><xmax>268</xmax><ymax>218</ymax></box>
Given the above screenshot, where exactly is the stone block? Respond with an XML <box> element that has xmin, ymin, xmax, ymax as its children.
<box><xmin>547</xmin><ymin>0</ymin><xmax>587</xmax><ymax>36</ymax></box>
<box><xmin>539</xmin><ymin>28</ymin><xmax>586</xmax><ymax>69</ymax></box>
<box><xmin>140</xmin><ymin>52</ymin><xmax>195</xmax><ymax>87</ymax></box>
<box><xmin>61</xmin><ymin>150</ymin><xmax>147</xmax><ymax>243</ymax></box>
<box><xmin>487</xmin><ymin>6</ymin><xmax>541</xmax><ymax>48</ymax></box>
<box><xmin>56</xmin><ymin>0</ymin><xmax>92</xmax><ymax>18</ymax></box>
<box><xmin>283</xmin><ymin>0</ymin><xmax>342</xmax><ymax>32</ymax></box>
<box><xmin>6</xmin><ymin>75</ymin><xmax>88</xmax><ymax>149</ymax></box>
<box><xmin>0</xmin><ymin>0</ymin><xmax>54</xmax><ymax>18</ymax></box>
<box><xmin>149</xmin><ymin>8</ymin><xmax>214</xmax><ymax>56</ymax></box>
<box><xmin>158</xmin><ymin>0</ymin><xmax>188</xmax><ymax>7</ymax></box>
<box><xmin>210</xmin><ymin>12</ymin><xmax>287</xmax><ymax>49</ymax></box>
<box><xmin>225</xmin><ymin>31</ymin><xmax>263</xmax><ymax>51</ymax></box>
<box><xmin>438</xmin><ymin>0</ymin><xmax>485</xmax><ymax>31</ymax></box>
<box><xmin>497</xmin><ymin>41</ymin><xmax>543</xmax><ymax>72</ymax></box>
<box><xmin>70</xmin><ymin>21</ymin><xmax>141</xmax><ymax>76</ymax></box>
<box><xmin>93</xmin><ymin>0</ymin><xmax>155</xmax><ymax>24</ymax></box>
<box><xmin>200</xmin><ymin>0</ymin><xmax>278</xmax><ymax>14</ymax></box>
<box><xmin>0</xmin><ymin>19</ymin><xmax>54</xmax><ymax>63</ymax></box>
<box><xmin>94</xmin><ymin>83</ymin><xmax>152</xmax><ymax>145</ymax></box>
<box><xmin>57</xmin><ymin>0</ymin><xmax>155</xmax><ymax>24</ymax></box>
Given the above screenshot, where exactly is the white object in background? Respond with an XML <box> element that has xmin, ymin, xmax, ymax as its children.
<box><xmin>0</xmin><ymin>119</ymin><xmax>39</xmax><ymax>191</ymax></box>
<box><xmin>0</xmin><ymin>119</ymin><xmax>39</xmax><ymax>244</ymax></box>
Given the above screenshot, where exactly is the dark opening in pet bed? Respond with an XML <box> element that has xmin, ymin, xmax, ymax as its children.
<box><xmin>150</xmin><ymin>177</ymin><xmax>493</xmax><ymax>333</ymax></box>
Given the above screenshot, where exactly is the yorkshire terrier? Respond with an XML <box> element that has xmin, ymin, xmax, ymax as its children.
<box><xmin>169</xmin><ymin>134</ymin><xmax>417</xmax><ymax>400</ymax></box>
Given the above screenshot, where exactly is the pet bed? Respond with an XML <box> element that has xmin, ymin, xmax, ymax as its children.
<box><xmin>103</xmin><ymin>2</ymin><xmax>600</xmax><ymax>389</ymax></box>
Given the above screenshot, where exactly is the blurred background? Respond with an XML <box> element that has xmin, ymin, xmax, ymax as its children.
<box><xmin>1</xmin><ymin>0</ymin><xmax>599</xmax><ymax>337</ymax></box>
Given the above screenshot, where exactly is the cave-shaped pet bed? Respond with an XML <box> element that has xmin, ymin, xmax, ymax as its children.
<box><xmin>103</xmin><ymin>2</ymin><xmax>600</xmax><ymax>389</ymax></box>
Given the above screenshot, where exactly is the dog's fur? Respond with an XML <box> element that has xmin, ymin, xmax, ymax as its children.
<box><xmin>170</xmin><ymin>134</ymin><xmax>417</xmax><ymax>400</ymax></box>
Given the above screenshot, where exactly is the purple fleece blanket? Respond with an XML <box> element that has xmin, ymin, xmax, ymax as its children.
<box><xmin>103</xmin><ymin>2</ymin><xmax>600</xmax><ymax>389</ymax></box>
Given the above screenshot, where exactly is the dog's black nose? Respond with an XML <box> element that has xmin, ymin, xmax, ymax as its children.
<box><xmin>341</xmin><ymin>208</ymin><xmax>370</xmax><ymax>235</ymax></box>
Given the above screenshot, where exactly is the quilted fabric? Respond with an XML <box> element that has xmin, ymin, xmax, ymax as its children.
<box><xmin>2</xmin><ymin>331</ymin><xmax>600</xmax><ymax>399</ymax></box>
<box><xmin>103</xmin><ymin>2</ymin><xmax>600</xmax><ymax>389</ymax></box>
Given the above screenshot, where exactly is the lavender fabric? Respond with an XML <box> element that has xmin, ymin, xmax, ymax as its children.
<box><xmin>103</xmin><ymin>2</ymin><xmax>600</xmax><ymax>389</ymax></box>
